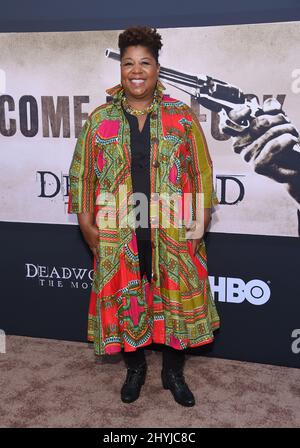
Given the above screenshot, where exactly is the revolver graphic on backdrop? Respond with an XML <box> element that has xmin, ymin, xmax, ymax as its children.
<box><xmin>106</xmin><ymin>48</ymin><xmax>265</xmax><ymax>137</ymax></box>
<box><xmin>106</xmin><ymin>49</ymin><xmax>300</xmax><ymax>152</ymax></box>
<box><xmin>105</xmin><ymin>48</ymin><xmax>300</xmax><ymax>153</ymax></box>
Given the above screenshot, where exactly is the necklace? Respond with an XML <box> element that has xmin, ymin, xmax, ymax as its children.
<box><xmin>122</xmin><ymin>90</ymin><xmax>158</xmax><ymax>117</ymax></box>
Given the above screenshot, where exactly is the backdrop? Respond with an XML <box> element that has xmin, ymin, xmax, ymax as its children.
<box><xmin>0</xmin><ymin>21</ymin><xmax>300</xmax><ymax>367</ymax></box>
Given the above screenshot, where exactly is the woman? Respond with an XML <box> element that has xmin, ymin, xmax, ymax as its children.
<box><xmin>68</xmin><ymin>26</ymin><xmax>220</xmax><ymax>407</ymax></box>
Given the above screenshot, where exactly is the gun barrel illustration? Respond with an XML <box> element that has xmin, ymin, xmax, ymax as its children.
<box><xmin>105</xmin><ymin>48</ymin><xmax>264</xmax><ymax>136</ymax></box>
<box><xmin>105</xmin><ymin>48</ymin><xmax>245</xmax><ymax>112</ymax></box>
<box><xmin>105</xmin><ymin>49</ymin><xmax>300</xmax><ymax>147</ymax></box>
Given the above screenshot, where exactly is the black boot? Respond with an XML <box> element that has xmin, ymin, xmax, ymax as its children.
<box><xmin>161</xmin><ymin>346</ymin><xmax>195</xmax><ymax>407</ymax></box>
<box><xmin>161</xmin><ymin>367</ymin><xmax>195</xmax><ymax>407</ymax></box>
<box><xmin>121</xmin><ymin>361</ymin><xmax>147</xmax><ymax>403</ymax></box>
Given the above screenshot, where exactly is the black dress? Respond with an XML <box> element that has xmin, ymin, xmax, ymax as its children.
<box><xmin>121</xmin><ymin>108</ymin><xmax>186</xmax><ymax>370</ymax></box>
<box><xmin>123</xmin><ymin>107</ymin><xmax>152</xmax><ymax>282</ymax></box>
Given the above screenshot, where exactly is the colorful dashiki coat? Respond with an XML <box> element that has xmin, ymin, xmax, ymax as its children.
<box><xmin>68</xmin><ymin>81</ymin><xmax>220</xmax><ymax>356</ymax></box>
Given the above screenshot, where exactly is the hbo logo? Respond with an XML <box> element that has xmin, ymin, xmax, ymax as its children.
<box><xmin>208</xmin><ymin>276</ymin><xmax>271</xmax><ymax>305</ymax></box>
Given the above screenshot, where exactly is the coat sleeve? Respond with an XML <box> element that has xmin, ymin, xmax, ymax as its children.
<box><xmin>187</xmin><ymin>109</ymin><xmax>219</xmax><ymax>209</ymax></box>
<box><xmin>68</xmin><ymin>117</ymin><xmax>97</xmax><ymax>214</ymax></box>
<box><xmin>185</xmin><ymin>109</ymin><xmax>219</xmax><ymax>238</ymax></box>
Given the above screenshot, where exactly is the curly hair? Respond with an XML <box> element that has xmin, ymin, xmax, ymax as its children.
<box><xmin>118</xmin><ymin>26</ymin><xmax>163</xmax><ymax>63</ymax></box>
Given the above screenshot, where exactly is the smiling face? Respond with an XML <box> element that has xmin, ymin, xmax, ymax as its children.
<box><xmin>120</xmin><ymin>45</ymin><xmax>160</xmax><ymax>105</ymax></box>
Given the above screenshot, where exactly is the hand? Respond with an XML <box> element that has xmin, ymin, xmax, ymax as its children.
<box><xmin>188</xmin><ymin>238</ymin><xmax>202</xmax><ymax>256</ymax></box>
<box><xmin>81</xmin><ymin>224</ymin><xmax>99</xmax><ymax>261</ymax></box>
<box><xmin>225</xmin><ymin>98</ymin><xmax>300</xmax><ymax>204</ymax></box>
